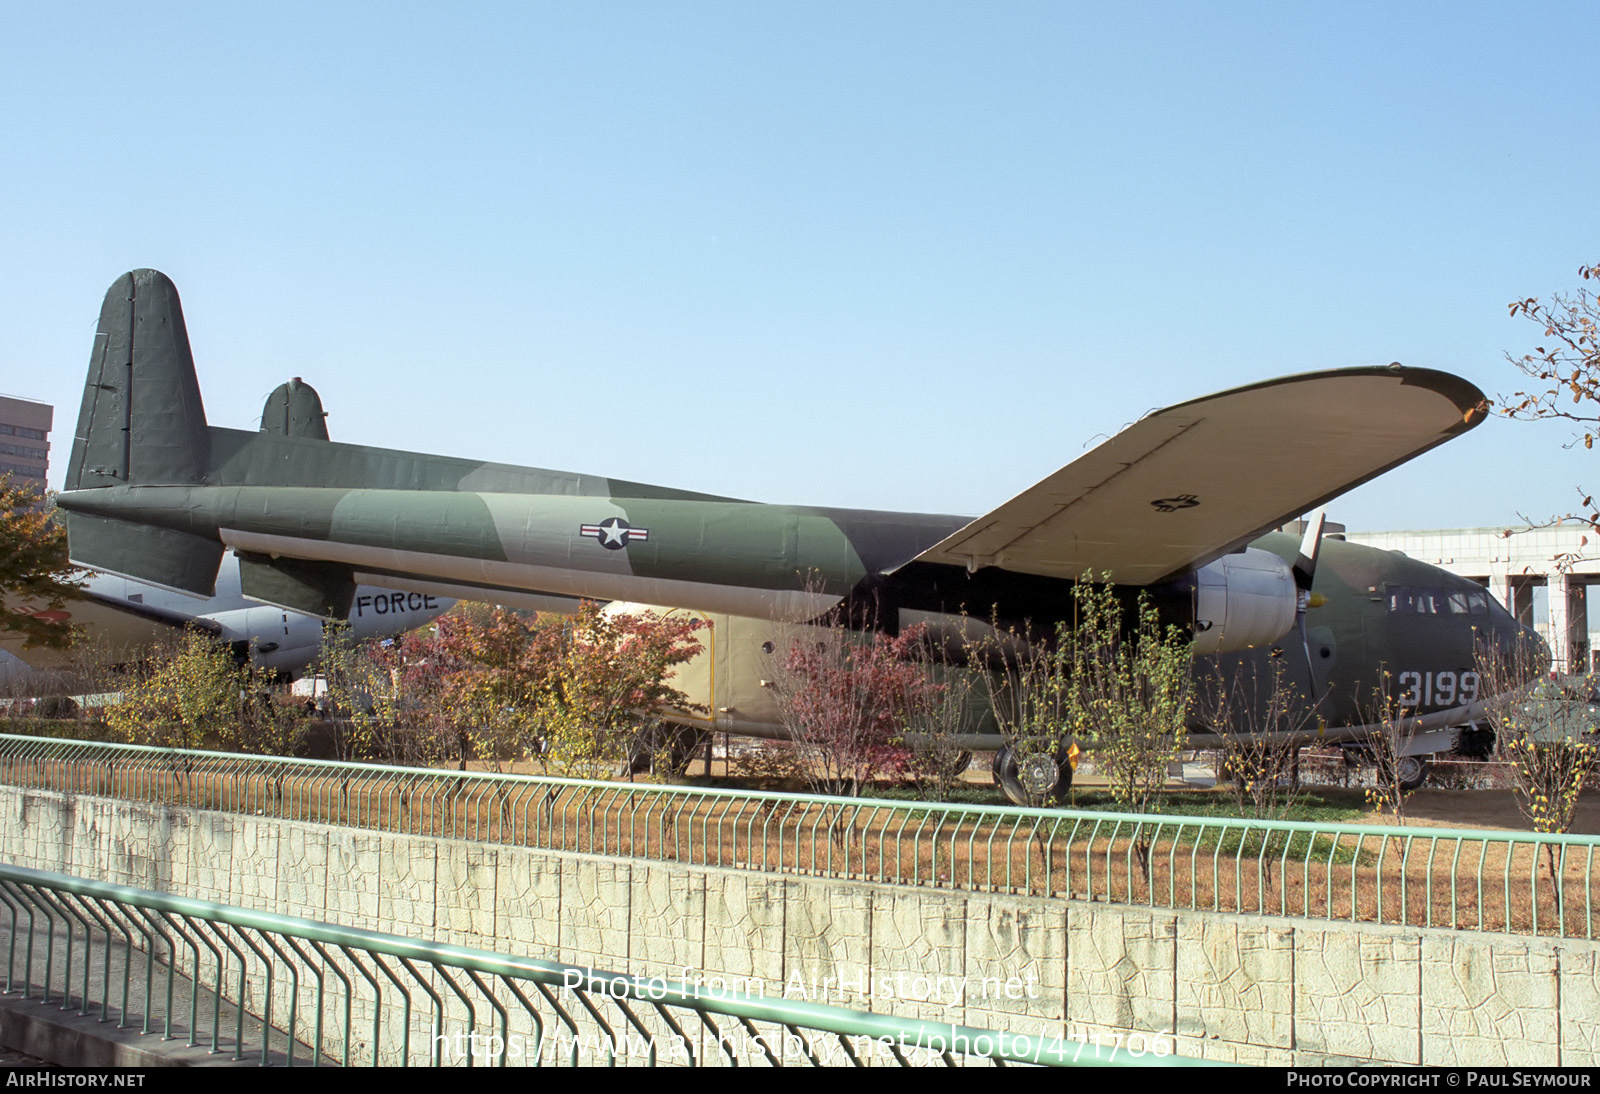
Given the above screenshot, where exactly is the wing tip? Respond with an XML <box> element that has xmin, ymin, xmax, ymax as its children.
<box><xmin>1163</xmin><ymin>364</ymin><xmax>1488</xmax><ymax>428</ymax></box>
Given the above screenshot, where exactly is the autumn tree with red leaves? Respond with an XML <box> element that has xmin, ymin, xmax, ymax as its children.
<box><xmin>425</xmin><ymin>603</ymin><xmax>546</xmax><ymax>769</ymax></box>
<box><xmin>0</xmin><ymin>480</ymin><xmax>80</xmax><ymax>650</ymax></box>
<box><xmin>398</xmin><ymin>601</ymin><xmax>707</xmax><ymax>778</ymax></box>
<box><xmin>769</xmin><ymin>624</ymin><xmax>939</xmax><ymax>797</ymax></box>
<box><xmin>382</xmin><ymin>622</ymin><xmax>474</xmax><ymax>766</ymax></box>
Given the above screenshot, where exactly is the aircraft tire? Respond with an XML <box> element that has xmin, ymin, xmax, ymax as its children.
<box><xmin>1395</xmin><ymin>755</ymin><xmax>1427</xmax><ymax>792</ymax></box>
<box><xmin>928</xmin><ymin>750</ymin><xmax>974</xmax><ymax>779</ymax></box>
<box><xmin>992</xmin><ymin>745</ymin><xmax>1073</xmax><ymax>806</ymax></box>
<box><xmin>1376</xmin><ymin>754</ymin><xmax>1428</xmax><ymax>792</ymax></box>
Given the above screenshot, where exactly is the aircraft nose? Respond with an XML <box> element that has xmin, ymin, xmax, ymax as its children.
<box><xmin>1480</xmin><ymin>617</ymin><xmax>1550</xmax><ymax>692</ymax></box>
<box><xmin>1502</xmin><ymin>621</ymin><xmax>1553</xmax><ymax>684</ymax></box>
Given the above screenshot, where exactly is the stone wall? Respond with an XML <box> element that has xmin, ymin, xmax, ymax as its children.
<box><xmin>1</xmin><ymin>785</ymin><xmax>1593</xmax><ymax>1066</ymax></box>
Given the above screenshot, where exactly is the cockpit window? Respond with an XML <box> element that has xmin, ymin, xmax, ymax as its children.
<box><xmin>1387</xmin><ymin>585</ymin><xmax>1490</xmax><ymax>616</ymax></box>
<box><xmin>1447</xmin><ymin>589</ymin><xmax>1491</xmax><ymax>615</ymax></box>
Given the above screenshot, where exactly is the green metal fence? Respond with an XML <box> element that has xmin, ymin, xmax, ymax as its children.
<box><xmin>0</xmin><ymin>863</ymin><xmax>1207</xmax><ymax>1066</ymax></box>
<box><xmin>0</xmin><ymin>733</ymin><xmax>1595</xmax><ymax>938</ymax></box>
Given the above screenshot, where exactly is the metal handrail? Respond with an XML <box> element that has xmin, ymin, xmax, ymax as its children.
<box><xmin>0</xmin><ymin>733</ymin><xmax>1594</xmax><ymax>937</ymax></box>
<box><xmin>0</xmin><ymin>862</ymin><xmax>1209</xmax><ymax>1066</ymax></box>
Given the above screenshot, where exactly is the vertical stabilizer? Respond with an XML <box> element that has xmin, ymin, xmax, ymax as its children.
<box><xmin>260</xmin><ymin>378</ymin><xmax>330</xmax><ymax>440</ymax></box>
<box><xmin>67</xmin><ymin>269</ymin><xmax>210</xmax><ymax>489</ymax></box>
<box><xmin>63</xmin><ymin>270</ymin><xmax>223</xmax><ymax>595</ymax></box>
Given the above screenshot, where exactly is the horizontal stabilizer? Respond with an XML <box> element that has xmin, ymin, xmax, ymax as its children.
<box><xmin>0</xmin><ymin>588</ymin><xmax>220</xmax><ymax>671</ymax></box>
<box><xmin>64</xmin><ymin>513</ymin><xmax>223</xmax><ymax>597</ymax></box>
<box><xmin>909</xmin><ymin>365</ymin><xmax>1486</xmax><ymax>585</ymax></box>
<box><xmin>237</xmin><ymin>552</ymin><xmax>355</xmax><ymax>618</ymax></box>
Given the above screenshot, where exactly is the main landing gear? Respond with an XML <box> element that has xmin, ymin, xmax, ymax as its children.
<box><xmin>991</xmin><ymin>744</ymin><xmax>1074</xmax><ymax>806</ymax></box>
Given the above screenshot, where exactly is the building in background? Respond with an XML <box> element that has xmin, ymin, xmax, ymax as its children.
<box><xmin>0</xmin><ymin>395</ymin><xmax>51</xmax><ymax>491</ymax></box>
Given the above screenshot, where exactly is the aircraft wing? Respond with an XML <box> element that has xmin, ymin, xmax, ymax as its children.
<box><xmin>0</xmin><ymin>590</ymin><xmax>218</xmax><ymax>669</ymax></box>
<box><xmin>908</xmin><ymin>365</ymin><xmax>1486</xmax><ymax>585</ymax></box>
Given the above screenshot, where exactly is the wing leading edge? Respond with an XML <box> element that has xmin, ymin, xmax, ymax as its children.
<box><xmin>907</xmin><ymin>365</ymin><xmax>1486</xmax><ymax>585</ymax></box>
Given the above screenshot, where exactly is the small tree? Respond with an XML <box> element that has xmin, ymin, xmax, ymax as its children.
<box><xmin>768</xmin><ymin>623</ymin><xmax>935</xmax><ymax>797</ymax></box>
<box><xmin>1197</xmin><ymin>659</ymin><xmax>1319</xmax><ymax>822</ymax></box>
<box><xmin>0</xmin><ymin>481</ymin><xmax>81</xmax><ymax>651</ymax></box>
<box><xmin>1362</xmin><ymin>674</ymin><xmax>1418</xmax><ymax>824</ymax></box>
<box><xmin>382</xmin><ymin>624</ymin><xmax>470</xmax><ymax>767</ymax></box>
<box><xmin>312</xmin><ymin>621</ymin><xmax>405</xmax><ymax>763</ymax></box>
<box><xmin>531</xmin><ymin>604</ymin><xmax>708</xmax><ymax>781</ymax></box>
<box><xmin>1478</xmin><ymin>638</ymin><xmax>1595</xmax><ymax>897</ymax></box>
<box><xmin>1062</xmin><ymin>580</ymin><xmax>1193</xmax><ymax>817</ymax></box>
<box><xmin>429</xmin><ymin>603</ymin><xmax>549</xmax><ymax>770</ymax></box>
<box><xmin>981</xmin><ymin>621</ymin><xmax>1077</xmax><ymax>807</ymax></box>
<box><xmin>418</xmin><ymin>601</ymin><xmax>707</xmax><ymax>780</ymax></box>
<box><xmin>105</xmin><ymin>628</ymin><xmax>306</xmax><ymax>757</ymax></box>
<box><xmin>105</xmin><ymin>629</ymin><xmax>243</xmax><ymax>750</ymax></box>
<box><xmin>902</xmin><ymin>659</ymin><xmax>986</xmax><ymax>802</ymax></box>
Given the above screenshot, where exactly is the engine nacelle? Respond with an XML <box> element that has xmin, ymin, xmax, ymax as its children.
<box><xmin>1188</xmin><ymin>548</ymin><xmax>1299</xmax><ymax>655</ymax></box>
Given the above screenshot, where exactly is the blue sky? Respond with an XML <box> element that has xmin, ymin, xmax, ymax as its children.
<box><xmin>3</xmin><ymin>2</ymin><xmax>1597</xmax><ymax>532</ymax></box>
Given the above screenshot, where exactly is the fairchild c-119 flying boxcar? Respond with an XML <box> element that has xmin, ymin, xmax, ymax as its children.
<box><xmin>54</xmin><ymin>270</ymin><xmax>1545</xmax><ymax>800</ymax></box>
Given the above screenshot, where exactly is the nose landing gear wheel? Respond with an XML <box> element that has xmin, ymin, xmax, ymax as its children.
<box><xmin>1375</xmin><ymin>753</ymin><xmax>1428</xmax><ymax>792</ymax></box>
<box><xmin>1394</xmin><ymin>755</ymin><xmax>1427</xmax><ymax>792</ymax></box>
<box><xmin>992</xmin><ymin>744</ymin><xmax>1073</xmax><ymax>806</ymax></box>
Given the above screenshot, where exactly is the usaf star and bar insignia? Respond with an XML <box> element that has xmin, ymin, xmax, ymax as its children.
<box><xmin>580</xmin><ymin>517</ymin><xmax>650</xmax><ymax>550</ymax></box>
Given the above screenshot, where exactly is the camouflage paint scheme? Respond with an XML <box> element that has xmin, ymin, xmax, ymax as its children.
<box><xmin>55</xmin><ymin>270</ymin><xmax>1542</xmax><ymax>753</ymax></box>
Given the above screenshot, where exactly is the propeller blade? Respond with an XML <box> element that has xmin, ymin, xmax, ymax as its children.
<box><xmin>1293</xmin><ymin>510</ymin><xmax>1328</xmax><ymax>702</ymax></box>
<box><xmin>1293</xmin><ymin>509</ymin><xmax>1326</xmax><ymax>590</ymax></box>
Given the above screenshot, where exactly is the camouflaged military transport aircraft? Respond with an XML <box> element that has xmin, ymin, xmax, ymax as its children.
<box><xmin>54</xmin><ymin>270</ymin><xmax>1542</xmax><ymax>800</ymax></box>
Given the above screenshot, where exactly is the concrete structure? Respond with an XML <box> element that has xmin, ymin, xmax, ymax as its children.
<box><xmin>1</xmin><ymin>784</ymin><xmax>1596</xmax><ymax>1067</ymax></box>
<box><xmin>0</xmin><ymin>395</ymin><xmax>51</xmax><ymax>491</ymax></box>
<box><xmin>1345</xmin><ymin>524</ymin><xmax>1600</xmax><ymax>673</ymax></box>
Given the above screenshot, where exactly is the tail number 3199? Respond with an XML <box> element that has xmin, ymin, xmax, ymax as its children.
<box><xmin>1397</xmin><ymin>670</ymin><xmax>1479</xmax><ymax>710</ymax></box>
